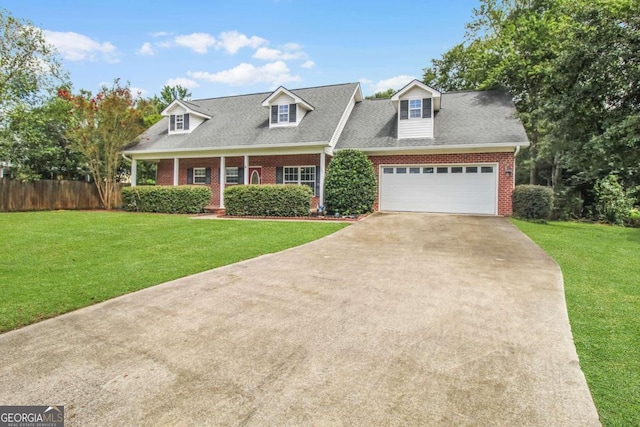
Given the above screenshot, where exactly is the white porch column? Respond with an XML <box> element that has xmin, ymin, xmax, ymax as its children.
<box><xmin>219</xmin><ymin>156</ymin><xmax>226</xmax><ymax>208</ymax></box>
<box><xmin>130</xmin><ymin>159</ymin><xmax>137</xmax><ymax>187</ymax></box>
<box><xmin>173</xmin><ymin>158</ymin><xmax>179</xmax><ymax>186</ymax></box>
<box><xmin>319</xmin><ymin>151</ymin><xmax>326</xmax><ymax>207</ymax></box>
<box><xmin>244</xmin><ymin>155</ymin><xmax>249</xmax><ymax>184</ymax></box>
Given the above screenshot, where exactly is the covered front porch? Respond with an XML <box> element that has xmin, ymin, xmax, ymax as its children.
<box><xmin>129</xmin><ymin>150</ymin><xmax>332</xmax><ymax>209</ymax></box>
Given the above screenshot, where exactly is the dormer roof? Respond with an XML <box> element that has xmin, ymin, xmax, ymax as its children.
<box><xmin>261</xmin><ymin>86</ymin><xmax>315</xmax><ymax>111</ymax></box>
<box><xmin>161</xmin><ymin>99</ymin><xmax>212</xmax><ymax>119</ymax></box>
<box><xmin>391</xmin><ymin>79</ymin><xmax>442</xmax><ymax>111</ymax></box>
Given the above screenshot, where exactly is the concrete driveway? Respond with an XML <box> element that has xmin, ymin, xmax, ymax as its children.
<box><xmin>0</xmin><ymin>213</ymin><xmax>599</xmax><ymax>426</ymax></box>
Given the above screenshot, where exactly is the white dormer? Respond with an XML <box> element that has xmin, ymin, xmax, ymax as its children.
<box><xmin>262</xmin><ymin>86</ymin><xmax>314</xmax><ymax>128</ymax></box>
<box><xmin>391</xmin><ymin>80</ymin><xmax>441</xmax><ymax>139</ymax></box>
<box><xmin>162</xmin><ymin>100</ymin><xmax>212</xmax><ymax>135</ymax></box>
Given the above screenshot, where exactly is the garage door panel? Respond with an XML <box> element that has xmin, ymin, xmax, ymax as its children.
<box><xmin>380</xmin><ymin>165</ymin><xmax>497</xmax><ymax>214</ymax></box>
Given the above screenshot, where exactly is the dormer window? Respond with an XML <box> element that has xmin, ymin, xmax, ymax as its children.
<box><xmin>409</xmin><ymin>99</ymin><xmax>422</xmax><ymax>118</ymax></box>
<box><xmin>400</xmin><ymin>99</ymin><xmax>432</xmax><ymax>120</ymax></box>
<box><xmin>270</xmin><ymin>104</ymin><xmax>297</xmax><ymax>125</ymax></box>
<box><xmin>279</xmin><ymin>105</ymin><xmax>289</xmax><ymax>122</ymax></box>
<box><xmin>170</xmin><ymin>113</ymin><xmax>190</xmax><ymax>132</ymax></box>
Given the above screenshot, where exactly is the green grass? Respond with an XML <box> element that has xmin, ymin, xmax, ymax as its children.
<box><xmin>0</xmin><ymin>211</ymin><xmax>347</xmax><ymax>333</ymax></box>
<box><xmin>512</xmin><ymin>219</ymin><xmax>640</xmax><ymax>427</ymax></box>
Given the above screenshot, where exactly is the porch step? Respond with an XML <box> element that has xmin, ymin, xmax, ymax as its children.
<box><xmin>204</xmin><ymin>205</ymin><xmax>226</xmax><ymax>216</ymax></box>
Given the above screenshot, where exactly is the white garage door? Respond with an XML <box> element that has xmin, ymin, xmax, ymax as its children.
<box><xmin>379</xmin><ymin>164</ymin><xmax>497</xmax><ymax>215</ymax></box>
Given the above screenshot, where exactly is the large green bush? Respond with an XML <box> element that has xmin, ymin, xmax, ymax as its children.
<box><xmin>324</xmin><ymin>149</ymin><xmax>377</xmax><ymax>215</ymax></box>
<box><xmin>594</xmin><ymin>174</ymin><xmax>633</xmax><ymax>225</ymax></box>
<box><xmin>224</xmin><ymin>185</ymin><xmax>312</xmax><ymax>217</ymax></box>
<box><xmin>122</xmin><ymin>186</ymin><xmax>211</xmax><ymax>214</ymax></box>
<box><xmin>512</xmin><ymin>185</ymin><xmax>554</xmax><ymax>220</ymax></box>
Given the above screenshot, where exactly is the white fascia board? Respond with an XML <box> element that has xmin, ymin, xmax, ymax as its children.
<box><xmin>161</xmin><ymin>100</ymin><xmax>211</xmax><ymax>119</ymax></box>
<box><xmin>344</xmin><ymin>141</ymin><xmax>530</xmax><ymax>156</ymax></box>
<box><xmin>124</xmin><ymin>141</ymin><xmax>330</xmax><ymax>159</ymax></box>
<box><xmin>261</xmin><ymin>87</ymin><xmax>315</xmax><ymax>110</ymax></box>
<box><xmin>391</xmin><ymin>80</ymin><xmax>442</xmax><ymax>101</ymax></box>
<box><xmin>328</xmin><ymin>85</ymin><xmax>361</xmax><ymax>148</ymax></box>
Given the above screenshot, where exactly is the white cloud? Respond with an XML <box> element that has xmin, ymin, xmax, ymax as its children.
<box><xmin>216</xmin><ymin>30</ymin><xmax>267</xmax><ymax>54</ymax></box>
<box><xmin>252</xmin><ymin>47</ymin><xmax>306</xmax><ymax>61</ymax></box>
<box><xmin>188</xmin><ymin>61</ymin><xmax>300</xmax><ymax>87</ymax></box>
<box><xmin>371</xmin><ymin>75</ymin><xmax>416</xmax><ymax>93</ymax></box>
<box><xmin>281</xmin><ymin>42</ymin><xmax>303</xmax><ymax>51</ymax></box>
<box><xmin>301</xmin><ymin>60</ymin><xmax>316</xmax><ymax>69</ymax></box>
<box><xmin>165</xmin><ymin>77</ymin><xmax>199</xmax><ymax>89</ymax></box>
<box><xmin>44</xmin><ymin>30</ymin><xmax>118</xmax><ymax>63</ymax></box>
<box><xmin>138</xmin><ymin>42</ymin><xmax>154</xmax><ymax>56</ymax></box>
<box><xmin>150</xmin><ymin>31</ymin><xmax>171</xmax><ymax>37</ymax></box>
<box><xmin>174</xmin><ymin>32</ymin><xmax>217</xmax><ymax>54</ymax></box>
<box><xmin>359</xmin><ymin>78</ymin><xmax>373</xmax><ymax>84</ymax></box>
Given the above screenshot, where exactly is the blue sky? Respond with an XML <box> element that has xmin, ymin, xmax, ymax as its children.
<box><xmin>5</xmin><ymin>0</ymin><xmax>479</xmax><ymax>99</ymax></box>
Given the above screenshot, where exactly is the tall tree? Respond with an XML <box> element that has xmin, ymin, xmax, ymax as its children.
<box><xmin>152</xmin><ymin>84</ymin><xmax>192</xmax><ymax>112</ymax></box>
<box><xmin>1</xmin><ymin>95</ymin><xmax>87</xmax><ymax>181</ymax></box>
<box><xmin>0</xmin><ymin>9</ymin><xmax>66</xmax><ymax>110</ymax></box>
<box><xmin>60</xmin><ymin>80</ymin><xmax>146</xmax><ymax>209</ymax></box>
<box><xmin>365</xmin><ymin>88</ymin><xmax>394</xmax><ymax>99</ymax></box>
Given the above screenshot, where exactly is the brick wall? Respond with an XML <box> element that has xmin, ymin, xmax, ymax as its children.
<box><xmin>156</xmin><ymin>154</ymin><xmax>323</xmax><ymax>207</ymax></box>
<box><xmin>154</xmin><ymin>151</ymin><xmax>514</xmax><ymax>215</ymax></box>
<box><xmin>367</xmin><ymin>152</ymin><xmax>515</xmax><ymax>215</ymax></box>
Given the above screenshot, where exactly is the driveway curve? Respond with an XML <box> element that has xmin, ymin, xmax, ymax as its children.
<box><xmin>0</xmin><ymin>213</ymin><xmax>599</xmax><ymax>426</ymax></box>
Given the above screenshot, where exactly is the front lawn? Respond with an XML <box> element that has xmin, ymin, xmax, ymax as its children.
<box><xmin>0</xmin><ymin>211</ymin><xmax>347</xmax><ymax>333</ymax></box>
<box><xmin>513</xmin><ymin>219</ymin><xmax>640</xmax><ymax>427</ymax></box>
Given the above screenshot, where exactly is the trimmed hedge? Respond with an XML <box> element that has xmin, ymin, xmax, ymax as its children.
<box><xmin>225</xmin><ymin>185</ymin><xmax>312</xmax><ymax>217</ymax></box>
<box><xmin>324</xmin><ymin>149</ymin><xmax>377</xmax><ymax>215</ymax></box>
<box><xmin>512</xmin><ymin>185</ymin><xmax>554</xmax><ymax>220</ymax></box>
<box><xmin>122</xmin><ymin>185</ymin><xmax>211</xmax><ymax>214</ymax></box>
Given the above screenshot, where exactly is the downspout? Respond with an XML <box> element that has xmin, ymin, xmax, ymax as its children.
<box><xmin>513</xmin><ymin>146</ymin><xmax>521</xmax><ymax>187</ymax></box>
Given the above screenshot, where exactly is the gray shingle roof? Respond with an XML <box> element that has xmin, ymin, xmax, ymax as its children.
<box><xmin>335</xmin><ymin>89</ymin><xmax>529</xmax><ymax>150</ymax></box>
<box><xmin>125</xmin><ymin>83</ymin><xmax>359</xmax><ymax>152</ymax></box>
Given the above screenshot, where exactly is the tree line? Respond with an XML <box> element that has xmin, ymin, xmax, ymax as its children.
<box><xmin>422</xmin><ymin>0</ymin><xmax>639</xmax><ymax>218</ymax></box>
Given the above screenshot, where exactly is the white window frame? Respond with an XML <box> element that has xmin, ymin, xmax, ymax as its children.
<box><xmin>193</xmin><ymin>167</ymin><xmax>206</xmax><ymax>184</ymax></box>
<box><xmin>278</xmin><ymin>104</ymin><xmax>289</xmax><ymax>123</ymax></box>
<box><xmin>225</xmin><ymin>167</ymin><xmax>239</xmax><ymax>184</ymax></box>
<box><xmin>409</xmin><ymin>99</ymin><xmax>422</xmax><ymax>119</ymax></box>
<box><xmin>283</xmin><ymin>166</ymin><xmax>315</xmax><ymax>195</ymax></box>
<box><xmin>175</xmin><ymin>114</ymin><xmax>184</xmax><ymax>130</ymax></box>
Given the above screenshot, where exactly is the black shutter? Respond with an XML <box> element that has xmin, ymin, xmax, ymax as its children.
<box><xmin>187</xmin><ymin>168</ymin><xmax>193</xmax><ymax>184</ymax></box>
<box><xmin>422</xmin><ymin>98</ymin><xmax>432</xmax><ymax>118</ymax></box>
<box><xmin>400</xmin><ymin>100</ymin><xmax>409</xmax><ymax>120</ymax></box>
<box><xmin>289</xmin><ymin>104</ymin><xmax>297</xmax><ymax>122</ymax></box>
<box><xmin>271</xmin><ymin>105</ymin><xmax>278</xmax><ymax>124</ymax></box>
<box><xmin>184</xmin><ymin>113</ymin><xmax>190</xmax><ymax>130</ymax></box>
<box><xmin>205</xmin><ymin>167</ymin><xmax>211</xmax><ymax>184</ymax></box>
<box><xmin>238</xmin><ymin>167</ymin><xmax>244</xmax><ymax>184</ymax></box>
<box><xmin>276</xmin><ymin>167</ymin><xmax>284</xmax><ymax>184</ymax></box>
<box><xmin>170</xmin><ymin>115</ymin><xmax>175</xmax><ymax>130</ymax></box>
<box><xmin>315</xmin><ymin>166</ymin><xmax>320</xmax><ymax>196</ymax></box>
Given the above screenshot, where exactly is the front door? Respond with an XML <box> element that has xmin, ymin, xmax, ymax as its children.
<box><xmin>249</xmin><ymin>167</ymin><xmax>262</xmax><ymax>184</ymax></box>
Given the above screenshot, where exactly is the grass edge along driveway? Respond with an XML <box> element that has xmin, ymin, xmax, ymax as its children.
<box><xmin>0</xmin><ymin>211</ymin><xmax>347</xmax><ymax>333</ymax></box>
<box><xmin>512</xmin><ymin>219</ymin><xmax>640</xmax><ymax>427</ymax></box>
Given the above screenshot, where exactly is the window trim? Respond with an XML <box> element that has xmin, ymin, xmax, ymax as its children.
<box><xmin>409</xmin><ymin>99</ymin><xmax>422</xmax><ymax>119</ymax></box>
<box><xmin>225</xmin><ymin>167</ymin><xmax>239</xmax><ymax>184</ymax></box>
<box><xmin>278</xmin><ymin>104</ymin><xmax>289</xmax><ymax>123</ymax></box>
<box><xmin>283</xmin><ymin>165</ymin><xmax>316</xmax><ymax>195</ymax></box>
<box><xmin>192</xmin><ymin>167</ymin><xmax>207</xmax><ymax>184</ymax></box>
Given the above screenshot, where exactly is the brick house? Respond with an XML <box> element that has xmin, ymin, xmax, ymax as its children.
<box><xmin>123</xmin><ymin>80</ymin><xmax>529</xmax><ymax>215</ymax></box>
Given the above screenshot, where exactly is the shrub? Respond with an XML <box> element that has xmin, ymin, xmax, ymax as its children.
<box><xmin>594</xmin><ymin>174</ymin><xmax>633</xmax><ymax>225</ymax></box>
<box><xmin>224</xmin><ymin>185</ymin><xmax>312</xmax><ymax>217</ymax></box>
<box><xmin>324</xmin><ymin>149</ymin><xmax>377</xmax><ymax>215</ymax></box>
<box><xmin>512</xmin><ymin>185</ymin><xmax>554</xmax><ymax>221</ymax></box>
<box><xmin>122</xmin><ymin>185</ymin><xmax>211</xmax><ymax>214</ymax></box>
<box><xmin>628</xmin><ymin>208</ymin><xmax>640</xmax><ymax>227</ymax></box>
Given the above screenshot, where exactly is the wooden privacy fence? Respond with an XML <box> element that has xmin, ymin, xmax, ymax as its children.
<box><xmin>0</xmin><ymin>180</ymin><xmax>124</xmax><ymax>212</ymax></box>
